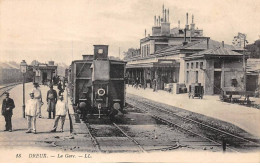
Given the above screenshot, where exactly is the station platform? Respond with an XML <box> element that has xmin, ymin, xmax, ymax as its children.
<box><xmin>126</xmin><ymin>86</ymin><xmax>260</xmax><ymax>138</ymax></box>
<box><xmin>0</xmin><ymin>83</ymin><xmax>71</xmax><ymax>150</ymax></box>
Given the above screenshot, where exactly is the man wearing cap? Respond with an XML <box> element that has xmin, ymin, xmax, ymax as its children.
<box><xmin>51</xmin><ymin>95</ymin><xmax>68</xmax><ymax>132</ymax></box>
<box><xmin>25</xmin><ymin>92</ymin><xmax>39</xmax><ymax>134</ymax></box>
<box><xmin>78</xmin><ymin>87</ymin><xmax>92</xmax><ymax>122</ymax></box>
<box><xmin>32</xmin><ymin>82</ymin><xmax>43</xmax><ymax>118</ymax></box>
<box><xmin>46</xmin><ymin>83</ymin><xmax>57</xmax><ymax>119</ymax></box>
<box><xmin>1</xmin><ymin>92</ymin><xmax>15</xmax><ymax>132</ymax></box>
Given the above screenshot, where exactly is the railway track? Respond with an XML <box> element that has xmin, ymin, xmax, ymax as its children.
<box><xmin>127</xmin><ymin>95</ymin><xmax>260</xmax><ymax>152</ymax></box>
<box><xmin>85</xmin><ymin>120</ymin><xmax>147</xmax><ymax>153</ymax></box>
<box><xmin>0</xmin><ymin>83</ymin><xmax>21</xmax><ymax>97</ymax></box>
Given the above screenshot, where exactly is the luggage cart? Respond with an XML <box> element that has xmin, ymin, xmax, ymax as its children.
<box><xmin>188</xmin><ymin>83</ymin><xmax>204</xmax><ymax>99</ymax></box>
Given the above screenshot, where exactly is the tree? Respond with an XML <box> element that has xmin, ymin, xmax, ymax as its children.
<box><xmin>246</xmin><ymin>39</ymin><xmax>260</xmax><ymax>59</ymax></box>
<box><xmin>123</xmin><ymin>48</ymin><xmax>140</xmax><ymax>60</ymax></box>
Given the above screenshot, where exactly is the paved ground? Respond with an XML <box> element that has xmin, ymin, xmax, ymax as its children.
<box><xmin>0</xmin><ymin>83</ymin><xmax>70</xmax><ymax>150</ymax></box>
<box><xmin>126</xmin><ymin>86</ymin><xmax>260</xmax><ymax>138</ymax></box>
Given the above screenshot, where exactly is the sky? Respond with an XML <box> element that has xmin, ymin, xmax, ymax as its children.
<box><xmin>0</xmin><ymin>0</ymin><xmax>259</xmax><ymax>65</ymax></box>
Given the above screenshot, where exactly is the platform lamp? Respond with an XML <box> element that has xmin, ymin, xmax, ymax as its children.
<box><xmin>20</xmin><ymin>60</ymin><xmax>27</xmax><ymax>118</ymax></box>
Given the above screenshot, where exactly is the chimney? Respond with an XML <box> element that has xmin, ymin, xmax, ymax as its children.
<box><xmin>183</xmin><ymin>28</ymin><xmax>188</xmax><ymax>45</ymax></box>
<box><xmin>190</xmin><ymin>14</ymin><xmax>195</xmax><ymax>30</ymax></box>
<box><xmin>222</xmin><ymin>41</ymin><xmax>225</xmax><ymax>47</ymax></box>
<box><xmin>167</xmin><ymin>9</ymin><xmax>169</xmax><ymax>22</ymax></box>
<box><xmin>154</xmin><ymin>16</ymin><xmax>156</xmax><ymax>26</ymax></box>
<box><xmin>157</xmin><ymin>18</ymin><xmax>159</xmax><ymax>26</ymax></box>
<box><xmin>186</xmin><ymin>13</ymin><xmax>188</xmax><ymax>24</ymax></box>
<box><xmin>207</xmin><ymin>38</ymin><xmax>209</xmax><ymax>49</ymax></box>
<box><xmin>164</xmin><ymin>9</ymin><xmax>167</xmax><ymax>22</ymax></box>
<box><xmin>145</xmin><ymin>29</ymin><xmax>146</xmax><ymax>37</ymax></box>
<box><xmin>178</xmin><ymin>20</ymin><xmax>180</xmax><ymax>28</ymax></box>
<box><xmin>159</xmin><ymin>16</ymin><xmax>161</xmax><ymax>25</ymax></box>
<box><xmin>184</xmin><ymin>28</ymin><xmax>187</xmax><ymax>42</ymax></box>
<box><xmin>162</xmin><ymin>4</ymin><xmax>164</xmax><ymax>21</ymax></box>
<box><xmin>185</xmin><ymin>13</ymin><xmax>189</xmax><ymax>29</ymax></box>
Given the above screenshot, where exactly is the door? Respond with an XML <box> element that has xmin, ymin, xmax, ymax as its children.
<box><xmin>246</xmin><ymin>75</ymin><xmax>257</xmax><ymax>92</ymax></box>
<box><xmin>42</xmin><ymin>72</ymin><xmax>47</xmax><ymax>84</ymax></box>
<box><xmin>214</xmin><ymin>71</ymin><xmax>221</xmax><ymax>94</ymax></box>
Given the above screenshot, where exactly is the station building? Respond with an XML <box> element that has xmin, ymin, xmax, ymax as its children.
<box><xmin>126</xmin><ymin>5</ymin><xmax>244</xmax><ymax>95</ymax></box>
<box><xmin>29</xmin><ymin>61</ymin><xmax>58</xmax><ymax>85</ymax></box>
<box><xmin>184</xmin><ymin>46</ymin><xmax>245</xmax><ymax>95</ymax></box>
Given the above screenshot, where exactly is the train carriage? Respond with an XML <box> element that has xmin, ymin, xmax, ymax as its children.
<box><xmin>69</xmin><ymin>45</ymin><xmax>126</xmax><ymax>119</ymax></box>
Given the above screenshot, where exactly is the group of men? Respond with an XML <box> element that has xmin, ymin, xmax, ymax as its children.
<box><xmin>1</xmin><ymin>82</ymin><xmax>68</xmax><ymax>134</ymax></box>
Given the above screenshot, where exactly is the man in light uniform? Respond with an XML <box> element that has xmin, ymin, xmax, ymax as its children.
<box><xmin>25</xmin><ymin>92</ymin><xmax>39</xmax><ymax>134</ymax></box>
<box><xmin>32</xmin><ymin>82</ymin><xmax>43</xmax><ymax>118</ymax></box>
<box><xmin>51</xmin><ymin>95</ymin><xmax>68</xmax><ymax>132</ymax></box>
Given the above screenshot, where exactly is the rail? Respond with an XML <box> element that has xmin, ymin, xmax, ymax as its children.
<box><xmin>127</xmin><ymin>96</ymin><xmax>260</xmax><ymax>152</ymax></box>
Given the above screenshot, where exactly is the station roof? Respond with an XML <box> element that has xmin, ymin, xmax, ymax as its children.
<box><xmin>126</xmin><ymin>59</ymin><xmax>179</xmax><ymax>68</ymax></box>
<box><xmin>184</xmin><ymin>46</ymin><xmax>243</xmax><ymax>60</ymax></box>
<box><xmin>183</xmin><ymin>39</ymin><xmax>242</xmax><ymax>51</ymax></box>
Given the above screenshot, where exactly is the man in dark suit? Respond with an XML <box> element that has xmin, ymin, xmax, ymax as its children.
<box><xmin>1</xmin><ymin>92</ymin><xmax>15</xmax><ymax>132</ymax></box>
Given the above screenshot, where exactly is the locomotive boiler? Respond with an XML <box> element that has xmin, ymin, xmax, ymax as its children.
<box><xmin>68</xmin><ymin>45</ymin><xmax>126</xmax><ymax>119</ymax></box>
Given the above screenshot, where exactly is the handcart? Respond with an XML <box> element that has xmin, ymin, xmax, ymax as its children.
<box><xmin>188</xmin><ymin>83</ymin><xmax>204</xmax><ymax>99</ymax></box>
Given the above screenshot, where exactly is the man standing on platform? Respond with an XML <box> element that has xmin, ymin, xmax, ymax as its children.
<box><xmin>51</xmin><ymin>95</ymin><xmax>68</xmax><ymax>132</ymax></box>
<box><xmin>153</xmin><ymin>78</ymin><xmax>157</xmax><ymax>92</ymax></box>
<box><xmin>78</xmin><ymin>88</ymin><xmax>92</xmax><ymax>122</ymax></box>
<box><xmin>32</xmin><ymin>82</ymin><xmax>43</xmax><ymax>118</ymax></box>
<box><xmin>46</xmin><ymin>84</ymin><xmax>57</xmax><ymax>119</ymax></box>
<box><xmin>25</xmin><ymin>92</ymin><xmax>38</xmax><ymax>134</ymax></box>
<box><xmin>1</xmin><ymin>92</ymin><xmax>15</xmax><ymax>132</ymax></box>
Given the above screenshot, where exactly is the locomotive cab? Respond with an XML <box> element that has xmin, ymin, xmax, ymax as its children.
<box><xmin>69</xmin><ymin>44</ymin><xmax>126</xmax><ymax>121</ymax></box>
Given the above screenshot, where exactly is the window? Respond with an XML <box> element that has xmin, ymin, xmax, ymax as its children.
<box><xmin>98</xmin><ymin>48</ymin><xmax>103</xmax><ymax>54</ymax></box>
<box><xmin>196</xmin><ymin>62</ymin><xmax>199</xmax><ymax>68</ymax></box>
<box><xmin>186</xmin><ymin>63</ymin><xmax>189</xmax><ymax>69</ymax></box>
<box><xmin>146</xmin><ymin>45</ymin><xmax>148</xmax><ymax>56</ymax></box>
<box><xmin>186</xmin><ymin>71</ymin><xmax>189</xmax><ymax>83</ymax></box>
<box><xmin>191</xmin><ymin>63</ymin><xmax>194</xmax><ymax>69</ymax></box>
<box><xmin>195</xmin><ymin>71</ymin><xmax>199</xmax><ymax>83</ymax></box>
<box><xmin>231</xmin><ymin>79</ymin><xmax>238</xmax><ymax>87</ymax></box>
<box><xmin>147</xmin><ymin>45</ymin><xmax>150</xmax><ymax>55</ymax></box>
<box><xmin>200</xmin><ymin>62</ymin><xmax>203</xmax><ymax>69</ymax></box>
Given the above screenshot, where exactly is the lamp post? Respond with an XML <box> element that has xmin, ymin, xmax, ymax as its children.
<box><xmin>20</xmin><ymin>60</ymin><xmax>27</xmax><ymax>118</ymax></box>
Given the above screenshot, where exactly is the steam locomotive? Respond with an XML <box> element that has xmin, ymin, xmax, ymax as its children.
<box><xmin>68</xmin><ymin>45</ymin><xmax>126</xmax><ymax>119</ymax></box>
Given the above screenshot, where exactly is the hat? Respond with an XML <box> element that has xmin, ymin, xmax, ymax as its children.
<box><xmin>4</xmin><ymin>92</ymin><xmax>9</xmax><ymax>95</ymax></box>
<box><xmin>49</xmin><ymin>83</ymin><xmax>53</xmax><ymax>88</ymax></box>
<box><xmin>59</xmin><ymin>95</ymin><xmax>64</xmax><ymax>99</ymax></box>
<box><xmin>33</xmin><ymin>82</ymin><xmax>39</xmax><ymax>86</ymax></box>
<box><xmin>29</xmin><ymin>92</ymin><xmax>34</xmax><ymax>95</ymax></box>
